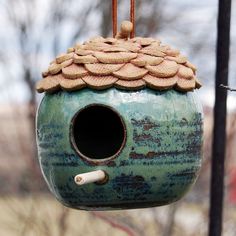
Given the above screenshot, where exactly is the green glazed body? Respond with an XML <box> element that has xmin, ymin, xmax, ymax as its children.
<box><xmin>36</xmin><ymin>88</ymin><xmax>203</xmax><ymax>210</ymax></box>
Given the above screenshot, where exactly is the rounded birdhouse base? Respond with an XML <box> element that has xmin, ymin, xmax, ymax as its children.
<box><xmin>37</xmin><ymin>88</ymin><xmax>203</xmax><ymax>210</ymax></box>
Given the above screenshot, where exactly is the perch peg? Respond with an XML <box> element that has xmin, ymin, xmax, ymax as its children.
<box><xmin>74</xmin><ymin>170</ymin><xmax>106</xmax><ymax>185</ymax></box>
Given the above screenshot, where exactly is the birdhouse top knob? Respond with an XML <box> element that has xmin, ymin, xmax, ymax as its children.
<box><xmin>36</xmin><ymin>21</ymin><xmax>202</xmax><ymax>94</ymax></box>
<box><xmin>116</xmin><ymin>21</ymin><xmax>134</xmax><ymax>39</ymax></box>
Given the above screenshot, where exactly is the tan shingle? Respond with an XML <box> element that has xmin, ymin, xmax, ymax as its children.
<box><xmin>177</xmin><ymin>65</ymin><xmax>194</xmax><ymax>79</ymax></box>
<box><xmin>85</xmin><ymin>64</ymin><xmax>124</xmax><ymax>75</ymax></box>
<box><xmin>94</xmin><ymin>52</ymin><xmax>138</xmax><ymax>64</ymax></box>
<box><xmin>115</xmin><ymin>79</ymin><xmax>145</xmax><ymax>90</ymax></box>
<box><xmin>146</xmin><ymin>61</ymin><xmax>178</xmax><ymax>78</ymax></box>
<box><xmin>143</xmin><ymin>74</ymin><xmax>177</xmax><ymax>90</ymax></box>
<box><xmin>62</xmin><ymin>64</ymin><xmax>88</xmax><ymax>79</ymax></box>
<box><xmin>37</xmin><ymin>34</ymin><xmax>201</xmax><ymax>93</ymax></box>
<box><xmin>82</xmin><ymin>75</ymin><xmax>118</xmax><ymax>90</ymax></box>
<box><xmin>113</xmin><ymin>64</ymin><xmax>148</xmax><ymax>80</ymax></box>
<box><xmin>176</xmin><ymin>78</ymin><xmax>196</xmax><ymax>91</ymax></box>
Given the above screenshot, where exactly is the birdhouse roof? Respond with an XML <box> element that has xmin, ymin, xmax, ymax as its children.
<box><xmin>36</xmin><ymin>36</ymin><xmax>202</xmax><ymax>93</ymax></box>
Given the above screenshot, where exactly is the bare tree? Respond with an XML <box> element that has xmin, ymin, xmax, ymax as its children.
<box><xmin>0</xmin><ymin>0</ymin><xmax>167</xmax><ymax>191</ymax></box>
<box><xmin>0</xmin><ymin>0</ymin><xmax>102</xmax><ymax>190</ymax></box>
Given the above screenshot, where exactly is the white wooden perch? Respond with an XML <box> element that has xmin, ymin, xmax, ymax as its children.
<box><xmin>74</xmin><ymin>170</ymin><xmax>106</xmax><ymax>185</ymax></box>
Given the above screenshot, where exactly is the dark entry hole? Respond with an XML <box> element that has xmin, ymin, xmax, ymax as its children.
<box><xmin>71</xmin><ymin>105</ymin><xmax>126</xmax><ymax>160</ymax></box>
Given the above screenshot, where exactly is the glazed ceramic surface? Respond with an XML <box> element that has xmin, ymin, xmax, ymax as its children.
<box><xmin>36</xmin><ymin>88</ymin><xmax>203</xmax><ymax>210</ymax></box>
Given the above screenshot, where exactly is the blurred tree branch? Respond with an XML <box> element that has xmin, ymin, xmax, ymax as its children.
<box><xmin>91</xmin><ymin>212</ymin><xmax>138</xmax><ymax>236</ymax></box>
<box><xmin>0</xmin><ymin>0</ymin><xmax>167</xmax><ymax>192</ymax></box>
<box><xmin>1</xmin><ymin>0</ymin><xmax>104</xmax><ymax>191</ymax></box>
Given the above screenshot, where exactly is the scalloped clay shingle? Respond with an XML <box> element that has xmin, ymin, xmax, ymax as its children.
<box><xmin>36</xmin><ymin>21</ymin><xmax>202</xmax><ymax>93</ymax></box>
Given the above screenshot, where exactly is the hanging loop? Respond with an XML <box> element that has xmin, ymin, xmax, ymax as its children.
<box><xmin>130</xmin><ymin>0</ymin><xmax>135</xmax><ymax>38</ymax></box>
<box><xmin>112</xmin><ymin>0</ymin><xmax>118</xmax><ymax>37</ymax></box>
<box><xmin>112</xmin><ymin>0</ymin><xmax>136</xmax><ymax>38</ymax></box>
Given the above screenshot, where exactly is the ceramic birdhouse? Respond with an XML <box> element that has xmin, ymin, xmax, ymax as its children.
<box><xmin>36</xmin><ymin>20</ymin><xmax>203</xmax><ymax>210</ymax></box>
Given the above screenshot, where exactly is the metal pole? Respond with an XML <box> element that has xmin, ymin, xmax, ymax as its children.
<box><xmin>209</xmin><ymin>0</ymin><xmax>231</xmax><ymax>235</ymax></box>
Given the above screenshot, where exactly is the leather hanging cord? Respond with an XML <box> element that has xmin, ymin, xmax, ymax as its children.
<box><xmin>112</xmin><ymin>0</ymin><xmax>118</xmax><ymax>37</ymax></box>
<box><xmin>112</xmin><ymin>0</ymin><xmax>136</xmax><ymax>38</ymax></box>
<box><xmin>130</xmin><ymin>0</ymin><xmax>135</xmax><ymax>38</ymax></box>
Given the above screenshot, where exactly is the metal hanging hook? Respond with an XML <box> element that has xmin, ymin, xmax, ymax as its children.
<box><xmin>112</xmin><ymin>0</ymin><xmax>136</xmax><ymax>38</ymax></box>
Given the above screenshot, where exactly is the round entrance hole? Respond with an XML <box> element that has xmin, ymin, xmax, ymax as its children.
<box><xmin>71</xmin><ymin>104</ymin><xmax>126</xmax><ymax>160</ymax></box>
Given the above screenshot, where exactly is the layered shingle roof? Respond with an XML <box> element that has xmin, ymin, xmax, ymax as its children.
<box><xmin>36</xmin><ymin>22</ymin><xmax>201</xmax><ymax>93</ymax></box>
